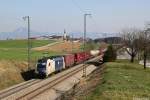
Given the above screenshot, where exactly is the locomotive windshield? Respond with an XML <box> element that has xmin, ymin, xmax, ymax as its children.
<box><xmin>37</xmin><ymin>59</ymin><xmax>47</xmax><ymax>68</ymax></box>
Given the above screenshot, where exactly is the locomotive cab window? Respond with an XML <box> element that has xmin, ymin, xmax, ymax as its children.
<box><xmin>37</xmin><ymin>59</ymin><xmax>47</xmax><ymax>68</ymax></box>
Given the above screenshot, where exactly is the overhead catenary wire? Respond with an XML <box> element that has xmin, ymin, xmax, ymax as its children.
<box><xmin>70</xmin><ymin>0</ymin><xmax>85</xmax><ymax>14</ymax></box>
<box><xmin>70</xmin><ymin>0</ymin><xmax>102</xmax><ymax>38</ymax></box>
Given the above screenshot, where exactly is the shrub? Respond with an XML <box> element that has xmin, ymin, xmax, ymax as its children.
<box><xmin>103</xmin><ymin>44</ymin><xmax>116</xmax><ymax>62</ymax></box>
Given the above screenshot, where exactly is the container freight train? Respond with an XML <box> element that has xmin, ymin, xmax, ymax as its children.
<box><xmin>35</xmin><ymin>49</ymin><xmax>104</xmax><ymax>77</ymax></box>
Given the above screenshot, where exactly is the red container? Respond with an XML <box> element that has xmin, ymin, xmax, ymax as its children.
<box><xmin>63</xmin><ymin>54</ymin><xmax>75</xmax><ymax>68</ymax></box>
<box><xmin>75</xmin><ymin>52</ymin><xmax>85</xmax><ymax>64</ymax></box>
<box><xmin>84</xmin><ymin>51</ymin><xmax>91</xmax><ymax>60</ymax></box>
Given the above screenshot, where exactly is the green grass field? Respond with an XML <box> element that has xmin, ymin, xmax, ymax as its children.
<box><xmin>0</xmin><ymin>40</ymin><xmax>57</xmax><ymax>60</ymax></box>
<box><xmin>0</xmin><ymin>40</ymin><xmax>55</xmax><ymax>48</ymax></box>
<box><xmin>87</xmin><ymin>60</ymin><xmax>150</xmax><ymax>100</ymax></box>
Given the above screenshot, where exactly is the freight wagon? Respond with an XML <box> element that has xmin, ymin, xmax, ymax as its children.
<box><xmin>75</xmin><ymin>52</ymin><xmax>85</xmax><ymax>64</ymax></box>
<box><xmin>84</xmin><ymin>51</ymin><xmax>91</xmax><ymax>60</ymax></box>
<box><xmin>63</xmin><ymin>54</ymin><xmax>75</xmax><ymax>68</ymax></box>
<box><xmin>90</xmin><ymin>50</ymin><xmax>100</xmax><ymax>56</ymax></box>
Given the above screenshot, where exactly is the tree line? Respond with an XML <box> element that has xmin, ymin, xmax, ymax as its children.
<box><xmin>121</xmin><ymin>24</ymin><xmax>150</xmax><ymax>69</ymax></box>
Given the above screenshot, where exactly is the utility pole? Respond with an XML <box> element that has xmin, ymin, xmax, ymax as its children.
<box><xmin>72</xmin><ymin>33</ymin><xmax>74</xmax><ymax>53</ymax></box>
<box><xmin>23</xmin><ymin>16</ymin><xmax>31</xmax><ymax>70</ymax></box>
<box><xmin>83</xmin><ymin>13</ymin><xmax>91</xmax><ymax>77</ymax></box>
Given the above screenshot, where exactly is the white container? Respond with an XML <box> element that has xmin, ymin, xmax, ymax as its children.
<box><xmin>90</xmin><ymin>50</ymin><xmax>100</xmax><ymax>56</ymax></box>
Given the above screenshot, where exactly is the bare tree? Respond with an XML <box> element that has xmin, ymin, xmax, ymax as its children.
<box><xmin>139</xmin><ymin>26</ymin><xmax>150</xmax><ymax>69</ymax></box>
<box><xmin>121</xmin><ymin>28</ymin><xmax>140</xmax><ymax>63</ymax></box>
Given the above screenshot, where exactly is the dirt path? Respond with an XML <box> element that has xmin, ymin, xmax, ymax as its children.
<box><xmin>32</xmin><ymin>41</ymin><xmax>82</xmax><ymax>53</ymax></box>
<box><xmin>60</xmin><ymin>62</ymin><xmax>105</xmax><ymax>100</ymax></box>
<box><xmin>32</xmin><ymin>41</ymin><xmax>62</xmax><ymax>51</ymax></box>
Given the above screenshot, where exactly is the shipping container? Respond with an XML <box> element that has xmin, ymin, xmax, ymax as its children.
<box><xmin>84</xmin><ymin>51</ymin><xmax>91</xmax><ymax>60</ymax></box>
<box><xmin>90</xmin><ymin>50</ymin><xmax>100</xmax><ymax>56</ymax></box>
<box><xmin>75</xmin><ymin>52</ymin><xmax>85</xmax><ymax>64</ymax></box>
<box><xmin>63</xmin><ymin>54</ymin><xmax>75</xmax><ymax>68</ymax></box>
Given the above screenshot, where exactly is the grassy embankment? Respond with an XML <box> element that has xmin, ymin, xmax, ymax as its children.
<box><xmin>87</xmin><ymin>60</ymin><xmax>150</xmax><ymax>100</ymax></box>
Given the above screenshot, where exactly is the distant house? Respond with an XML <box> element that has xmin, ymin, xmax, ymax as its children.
<box><xmin>30</xmin><ymin>36</ymin><xmax>49</xmax><ymax>40</ymax></box>
<box><xmin>29</xmin><ymin>35</ymin><xmax>63</xmax><ymax>40</ymax></box>
<box><xmin>29</xmin><ymin>37</ymin><xmax>37</xmax><ymax>40</ymax></box>
<box><xmin>50</xmin><ymin>35</ymin><xmax>63</xmax><ymax>40</ymax></box>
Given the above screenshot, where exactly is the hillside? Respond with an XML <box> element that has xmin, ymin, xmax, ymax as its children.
<box><xmin>33</xmin><ymin>41</ymin><xmax>82</xmax><ymax>53</ymax></box>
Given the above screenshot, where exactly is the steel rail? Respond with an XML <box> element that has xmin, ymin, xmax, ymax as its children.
<box><xmin>0</xmin><ymin>79</ymin><xmax>41</xmax><ymax>99</ymax></box>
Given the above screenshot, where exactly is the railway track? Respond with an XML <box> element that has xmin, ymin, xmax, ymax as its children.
<box><xmin>0</xmin><ymin>56</ymin><xmax>101</xmax><ymax>100</ymax></box>
<box><xmin>0</xmin><ymin>79</ymin><xmax>41</xmax><ymax>99</ymax></box>
<box><xmin>17</xmin><ymin>64</ymin><xmax>89</xmax><ymax>100</ymax></box>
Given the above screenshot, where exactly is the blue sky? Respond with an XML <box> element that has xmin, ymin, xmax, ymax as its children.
<box><xmin>0</xmin><ymin>0</ymin><xmax>150</xmax><ymax>33</ymax></box>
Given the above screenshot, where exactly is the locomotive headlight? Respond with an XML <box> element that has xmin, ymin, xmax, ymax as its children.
<box><xmin>42</xmin><ymin>63</ymin><xmax>46</xmax><ymax>66</ymax></box>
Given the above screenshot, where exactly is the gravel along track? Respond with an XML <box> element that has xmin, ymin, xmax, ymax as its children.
<box><xmin>0</xmin><ymin>79</ymin><xmax>41</xmax><ymax>99</ymax></box>
<box><xmin>1</xmin><ymin>56</ymin><xmax>101</xmax><ymax>100</ymax></box>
